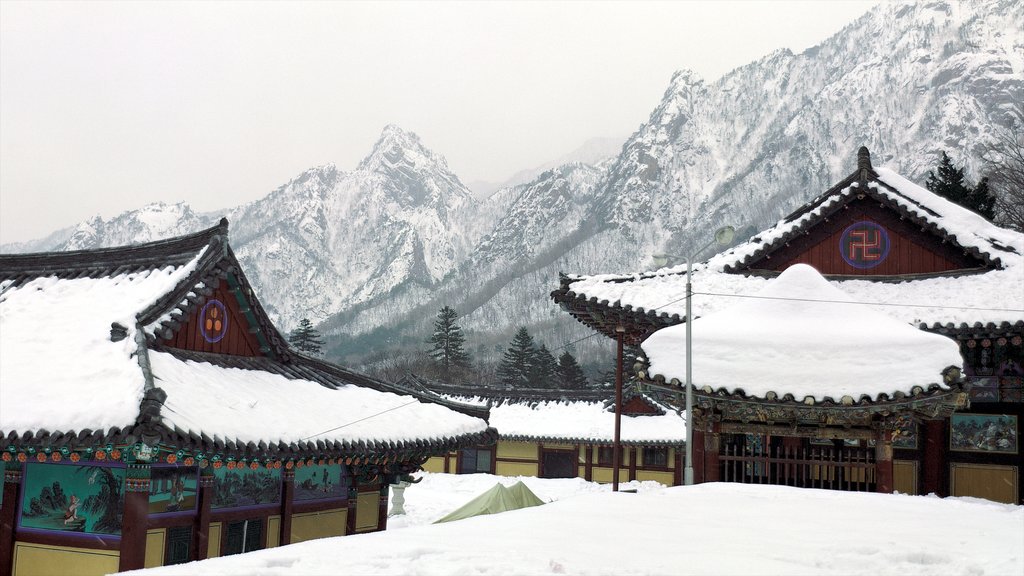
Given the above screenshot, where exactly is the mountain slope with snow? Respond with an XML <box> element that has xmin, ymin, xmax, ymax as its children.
<box><xmin>4</xmin><ymin>0</ymin><xmax>1021</xmax><ymax>369</ymax></box>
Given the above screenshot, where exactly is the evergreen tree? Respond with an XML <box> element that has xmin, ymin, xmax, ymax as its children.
<box><xmin>927</xmin><ymin>151</ymin><xmax>997</xmax><ymax>219</ymax></box>
<box><xmin>966</xmin><ymin>177</ymin><xmax>996</xmax><ymax>220</ymax></box>
<box><xmin>288</xmin><ymin>318</ymin><xmax>324</xmax><ymax>356</ymax></box>
<box><xmin>528</xmin><ymin>344</ymin><xmax>558</xmax><ymax>388</ymax></box>
<box><xmin>556</xmin><ymin>350</ymin><xmax>590</xmax><ymax>389</ymax></box>
<box><xmin>497</xmin><ymin>327</ymin><xmax>536</xmax><ymax>389</ymax></box>
<box><xmin>425</xmin><ymin>306</ymin><xmax>471</xmax><ymax>379</ymax></box>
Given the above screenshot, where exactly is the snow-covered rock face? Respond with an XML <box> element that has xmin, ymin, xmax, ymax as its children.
<box><xmin>641</xmin><ymin>264</ymin><xmax>964</xmax><ymax>401</ymax></box>
<box><xmin>4</xmin><ymin>0</ymin><xmax>1021</xmax><ymax>362</ymax></box>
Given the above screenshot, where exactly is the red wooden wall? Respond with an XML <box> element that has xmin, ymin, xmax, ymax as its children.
<box><xmin>163</xmin><ymin>283</ymin><xmax>265</xmax><ymax>357</ymax></box>
<box><xmin>747</xmin><ymin>198</ymin><xmax>981</xmax><ymax>276</ymax></box>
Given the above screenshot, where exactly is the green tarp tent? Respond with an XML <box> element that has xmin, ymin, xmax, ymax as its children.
<box><xmin>434</xmin><ymin>481</ymin><xmax>545</xmax><ymax>524</ymax></box>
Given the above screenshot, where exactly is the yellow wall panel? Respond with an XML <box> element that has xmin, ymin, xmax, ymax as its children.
<box><xmin>496</xmin><ymin>461</ymin><xmax>539</xmax><ymax>477</ymax></box>
<box><xmin>207</xmin><ymin>522</ymin><xmax>222</xmax><ymax>558</ymax></box>
<box><xmin>13</xmin><ymin>542</ymin><xmax>119</xmax><ymax>576</ymax></box>
<box><xmin>496</xmin><ymin>441</ymin><xmax>537</xmax><ymax>460</ymax></box>
<box><xmin>422</xmin><ymin>457</ymin><xmax>446</xmax><ymax>473</ymax></box>
<box><xmin>636</xmin><ymin>470</ymin><xmax>674</xmax><ymax>486</ymax></box>
<box><xmin>355</xmin><ymin>491</ymin><xmax>380</xmax><ymax>532</ymax></box>
<box><xmin>291</xmin><ymin>508</ymin><xmax>348</xmax><ymax>543</ymax></box>
<box><xmin>591</xmin><ymin>467</ymin><xmax>630</xmax><ymax>484</ymax></box>
<box><xmin>144</xmin><ymin>528</ymin><xmax>166</xmax><ymax>568</ymax></box>
<box><xmin>951</xmin><ymin>463</ymin><xmax>1018</xmax><ymax>504</ymax></box>
<box><xmin>893</xmin><ymin>460</ymin><xmax>918</xmax><ymax>495</ymax></box>
<box><xmin>267</xmin><ymin>515</ymin><xmax>281</xmax><ymax>548</ymax></box>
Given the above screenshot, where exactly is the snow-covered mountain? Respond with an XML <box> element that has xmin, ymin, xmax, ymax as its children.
<box><xmin>4</xmin><ymin>0</ymin><xmax>1022</xmax><ymax>369</ymax></box>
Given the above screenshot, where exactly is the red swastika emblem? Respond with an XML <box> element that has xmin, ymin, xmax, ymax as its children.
<box><xmin>839</xmin><ymin>221</ymin><xmax>890</xmax><ymax>269</ymax></box>
<box><xmin>847</xmin><ymin>230</ymin><xmax>882</xmax><ymax>261</ymax></box>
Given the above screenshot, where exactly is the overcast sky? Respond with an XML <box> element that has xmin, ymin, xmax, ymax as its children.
<box><xmin>0</xmin><ymin>0</ymin><xmax>878</xmax><ymax>244</ymax></box>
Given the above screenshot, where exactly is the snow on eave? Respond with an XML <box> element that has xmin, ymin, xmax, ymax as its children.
<box><xmin>870</xmin><ymin>167</ymin><xmax>1023</xmax><ymax>266</ymax></box>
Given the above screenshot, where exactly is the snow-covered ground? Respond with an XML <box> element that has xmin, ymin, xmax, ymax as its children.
<box><xmin>123</xmin><ymin>472</ymin><xmax>1023</xmax><ymax>576</ymax></box>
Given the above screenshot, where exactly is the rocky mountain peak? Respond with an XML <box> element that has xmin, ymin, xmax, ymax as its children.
<box><xmin>356</xmin><ymin>124</ymin><xmax>473</xmax><ymax>210</ymax></box>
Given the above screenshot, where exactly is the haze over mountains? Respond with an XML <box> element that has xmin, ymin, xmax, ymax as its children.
<box><xmin>5</xmin><ymin>0</ymin><xmax>1022</xmax><ymax>372</ymax></box>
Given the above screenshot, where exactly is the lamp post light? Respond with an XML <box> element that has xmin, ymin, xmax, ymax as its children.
<box><xmin>653</xmin><ymin>225</ymin><xmax>735</xmax><ymax>486</ymax></box>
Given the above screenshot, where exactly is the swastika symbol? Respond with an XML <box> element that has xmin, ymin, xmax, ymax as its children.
<box><xmin>847</xmin><ymin>230</ymin><xmax>883</xmax><ymax>261</ymax></box>
<box><xmin>839</xmin><ymin>221</ymin><xmax>890</xmax><ymax>269</ymax></box>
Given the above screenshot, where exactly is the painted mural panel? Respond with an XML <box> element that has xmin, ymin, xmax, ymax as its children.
<box><xmin>294</xmin><ymin>464</ymin><xmax>348</xmax><ymax>502</ymax></box>
<box><xmin>20</xmin><ymin>462</ymin><xmax>125</xmax><ymax>535</ymax></box>
<box><xmin>950</xmin><ymin>414</ymin><xmax>1018</xmax><ymax>454</ymax></box>
<box><xmin>892</xmin><ymin>415</ymin><xmax>918</xmax><ymax>449</ymax></box>
<box><xmin>212</xmin><ymin>465</ymin><xmax>281</xmax><ymax>509</ymax></box>
<box><xmin>149</xmin><ymin>466</ymin><xmax>199</xmax><ymax>514</ymax></box>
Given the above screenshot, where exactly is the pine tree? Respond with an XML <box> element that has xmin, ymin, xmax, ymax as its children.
<box><xmin>288</xmin><ymin>318</ymin><xmax>325</xmax><ymax>356</ymax></box>
<box><xmin>528</xmin><ymin>344</ymin><xmax>558</xmax><ymax>388</ymax></box>
<box><xmin>966</xmin><ymin>177</ymin><xmax>996</xmax><ymax>220</ymax></box>
<box><xmin>425</xmin><ymin>306</ymin><xmax>471</xmax><ymax>379</ymax></box>
<box><xmin>497</xmin><ymin>327</ymin><xmax>536</xmax><ymax>389</ymax></box>
<box><xmin>926</xmin><ymin>152</ymin><xmax>970</xmax><ymax>205</ymax></box>
<box><xmin>927</xmin><ymin>151</ymin><xmax>997</xmax><ymax>219</ymax></box>
<box><xmin>556</xmin><ymin>350</ymin><xmax>590</xmax><ymax>389</ymax></box>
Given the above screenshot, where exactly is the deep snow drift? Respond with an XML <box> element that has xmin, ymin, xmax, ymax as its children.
<box><xmin>124</xmin><ymin>473</ymin><xmax>1023</xmax><ymax>576</ymax></box>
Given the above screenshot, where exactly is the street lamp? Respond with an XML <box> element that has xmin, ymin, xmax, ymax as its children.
<box><xmin>653</xmin><ymin>225</ymin><xmax>735</xmax><ymax>485</ymax></box>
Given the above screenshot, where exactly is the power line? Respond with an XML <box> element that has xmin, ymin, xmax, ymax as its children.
<box><xmin>301</xmin><ymin>400</ymin><xmax>421</xmax><ymax>441</ymax></box>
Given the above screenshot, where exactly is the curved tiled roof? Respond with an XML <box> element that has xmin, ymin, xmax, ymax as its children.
<box><xmin>0</xmin><ymin>220</ymin><xmax>493</xmax><ymax>464</ymax></box>
<box><xmin>552</xmin><ymin>149</ymin><xmax>1024</xmax><ymax>339</ymax></box>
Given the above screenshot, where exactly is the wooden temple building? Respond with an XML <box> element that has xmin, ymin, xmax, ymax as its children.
<box><xmin>401</xmin><ymin>375</ymin><xmax>687</xmax><ymax>486</ymax></box>
<box><xmin>552</xmin><ymin>147</ymin><xmax>1023</xmax><ymax>504</ymax></box>
<box><xmin>0</xmin><ymin>220</ymin><xmax>496</xmax><ymax>576</ymax></box>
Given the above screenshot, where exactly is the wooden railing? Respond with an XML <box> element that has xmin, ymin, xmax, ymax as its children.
<box><xmin>720</xmin><ymin>443</ymin><xmax>876</xmax><ymax>492</ymax></box>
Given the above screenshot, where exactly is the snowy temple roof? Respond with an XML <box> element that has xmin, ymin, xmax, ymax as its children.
<box><xmin>553</xmin><ymin>149</ymin><xmax>1024</xmax><ymax>340</ymax></box>
<box><xmin>398</xmin><ymin>376</ymin><xmax>686</xmax><ymax>445</ymax></box>
<box><xmin>641</xmin><ymin>264</ymin><xmax>963</xmax><ymax>402</ymax></box>
<box><xmin>0</xmin><ymin>220</ymin><xmax>493</xmax><ymax>460</ymax></box>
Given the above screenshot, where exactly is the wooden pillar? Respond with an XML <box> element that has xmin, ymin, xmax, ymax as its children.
<box><xmin>922</xmin><ymin>420</ymin><xmax>946</xmax><ymax>496</ymax></box>
<box><xmin>583</xmin><ymin>445</ymin><xmax>593</xmax><ymax>482</ymax></box>
<box><xmin>705</xmin><ymin>421</ymin><xmax>721</xmax><ymax>483</ymax></box>
<box><xmin>875</xmin><ymin>428</ymin><xmax>894</xmax><ymax>494</ymax></box>
<box><xmin>628</xmin><ymin>447</ymin><xmax>637</xmax><ymax>482</ymax></box>
<box><xmin>119</xmin><ymin>462</ymin><xmax>150</xmax><ymax>572</ymax></box>
<box><xmin>345</xmin><ymin>481</ymin><xmax>358</xmax><ymax>536</ymax></box>
<box><xmin>1</xmin><ymin>462</ymin><xmax>24</xmax><ymax>576</ymax></box>
<box><xmin>673</xmin><ymin>450</ymin><xmax>683</xmax><ymax>486</ymax></box>
<box><xmin>377</xmin><ymin>483</ymin><xmax>389</xmax><ymax>532</ymax></box>
<box><xmin>692</xmin><ymin>427</ymin><xmax>706</xmax><ymax>483</ymax></box>
<box><xmin>279</xmin><ymin>468</ymin><xmax>294</xmax><ymax>546</ymax></box>
<box><xmin>194</xmin><ymin>468</ymin><xmax>215</xmax><ymax>560</ymax></box>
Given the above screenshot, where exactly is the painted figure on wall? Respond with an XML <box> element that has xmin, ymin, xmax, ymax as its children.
<box><xmin>20</xmin><ymin>463</ymin><xmax>124</xmax><ymax>535</ymax></box>
<box><xmin>294</xmin><ymin>464</ymin><xmax>347</xmax><ymax>501</ymax></box>
<box><xmin>149</xmin><ymin>466</ymin><xmax>198</xmax><ymax>514</ymax></box>
<box><xmin>63</xmin><ymin>494</ymin><xmax>80</xmax><ymax>525</ymax></box>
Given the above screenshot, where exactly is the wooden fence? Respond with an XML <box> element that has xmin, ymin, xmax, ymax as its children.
<box><xmin>720</xmin><ymin>443</ymin><xmax>877</xmax><ymax>492</ymax></box>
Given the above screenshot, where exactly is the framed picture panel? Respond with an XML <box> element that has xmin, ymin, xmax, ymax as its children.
<box><xmin>949</xmin><ymin>413</ymin><xmax>1018</xmax><ymax>454</ymax></box>
<box><xmin>20</xmin><ymin>462</ymin><xmax>125</xmax><ymax>536</ymax></box>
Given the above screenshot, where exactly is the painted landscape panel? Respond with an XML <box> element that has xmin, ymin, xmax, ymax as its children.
<box><xmin>294</xmin><ymin>464</ymin><xmax>348</xmax><ymax>502</ymax></box>
<box><xmin>149</xmin><ymin>466</ymin><xmax>199</xmax><ymax>514</ymax></box>
<box><xmin>20</xmin><ymin>462</ymin><xmax>125</xmax><ymax>535</ymax></box>
<box><xmin>212</xmin><ymin>466</ymin><xmax>281</xmax><ymax>510</ymax></box>
<box><xmin>950</xmin><ymin>414</ymin><xmax>1018</xmax><ymax>454</ymax></box>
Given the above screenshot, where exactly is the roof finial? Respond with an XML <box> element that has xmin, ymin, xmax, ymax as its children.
<box><xmin>857</xmin><ymin>146</ymin><xmax>872</xmax><ymax>183</ymax></box>
<box><xmin>857</xmin><ymin>146</ymin><xmax>872</xmax><ymax>171</ymax></box>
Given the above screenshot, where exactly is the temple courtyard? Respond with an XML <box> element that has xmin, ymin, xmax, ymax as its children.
<box><xmin>125</xmin><ymin>472</ymin><xmax>1022</xmax><ymax>576</ymax></box>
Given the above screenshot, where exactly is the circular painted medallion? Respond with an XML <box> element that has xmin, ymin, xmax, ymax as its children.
<box><xmin>200</xmin><ymin>299</ymin><xmax>228</xmax><ymax>343</ymax></box>
<box><xmin>839</xmin><ymin>221</ymin><xmax>890</xmax><ymax>269</ymax></box>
